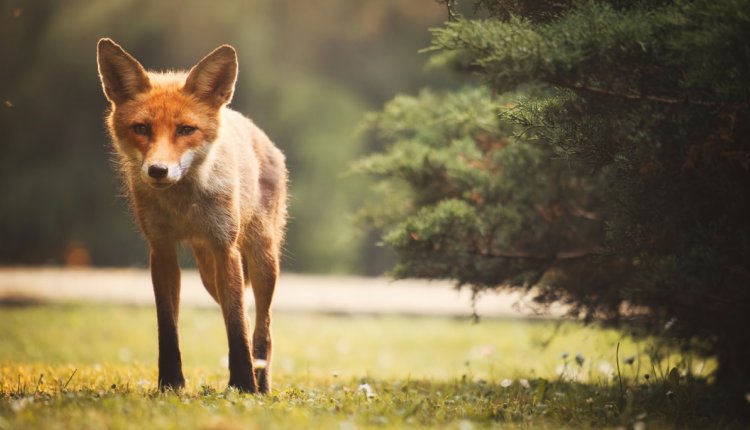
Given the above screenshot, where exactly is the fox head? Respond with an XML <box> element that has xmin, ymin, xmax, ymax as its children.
<box><xmin>97</xmin><ymin>38</ymin><xmax>237</xmax><ymax>189</ymax></box>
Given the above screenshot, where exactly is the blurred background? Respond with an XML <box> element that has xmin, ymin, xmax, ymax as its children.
<box><xmin>0</xmin><ymin>0</ymin><xmax>456</xmax><ymax>275</ymax></box>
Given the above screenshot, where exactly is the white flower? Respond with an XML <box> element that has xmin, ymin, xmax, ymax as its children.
<box><xmin>10</xmin><ymin>397</ymin><xmax>33</xmax><ymax>412</ymax></box>
<box><xmin>597</xmin><ymin>361</ymin><xmax>614</xmax><ymax>377</ymax></box>
<box><xmin>358</xmin><ymin>383</ymin><xmax>375</xmax><ymax>399</ymax></box>
<box><xmin>459</xmin><ymin>420</ymin><xmax>474</xmax><ymax>430</ymax></box>
<box><xmin>518</xmin><ymin>379</ymin><xmax>530</xmax><ymax>388</ymax></box>
<box><xmin>500</xmin><ymin>379</ymin><xmax>513</xmax><ymax>388</ymax></box>
<box><xmin>339</xmin><ymin>420</ymin><xmax>357</xmax><ymax>430</ymax></box>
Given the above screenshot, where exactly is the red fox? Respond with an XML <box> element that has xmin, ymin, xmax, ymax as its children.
<box><xmin>96</xmin><ymin>38</ymin><xmax>287</xmax><ymax>393</ymax></box>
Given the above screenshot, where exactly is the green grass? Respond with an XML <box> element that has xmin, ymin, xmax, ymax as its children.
<box><xmin>0</xmin><ymin>304</ymin><xmax>739</xmax><ymax>429</ymax></box>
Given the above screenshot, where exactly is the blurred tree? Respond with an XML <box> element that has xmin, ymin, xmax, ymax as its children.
<box><xmin>0</xmin><ymin>0</ymin><xmax>446</xmax><ymax>274</ymax></box>
<box><xmin>358</xmin><ymin>0</ymin><xmax>750</xmax><ymax>397</ymax></box>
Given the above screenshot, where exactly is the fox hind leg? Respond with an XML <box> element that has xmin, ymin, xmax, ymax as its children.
<box><xmin>215</xmin><ymin>246</ymin><xmax>257</xmax><ymax>393</ymax></box>
<box><xmin>245</xmin><ymin>237</ymin><xmax>279</xmax><ymax>394</ymax></box>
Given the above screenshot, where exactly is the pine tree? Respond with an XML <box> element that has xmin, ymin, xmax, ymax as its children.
<box><xmin>358</xmin><ymin>0</ymin><xmax>750</xmax><ymax>397</ymax></box>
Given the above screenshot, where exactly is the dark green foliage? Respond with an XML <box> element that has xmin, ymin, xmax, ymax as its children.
<box><xmin>360</xmin><ymin>0</ymin><xmax>750</xmax><ymax>398</ymax></box>
<box><xmin>357</xmin><ymin>87</ymin><xmax>607</xmax><ymax>290</ymax></box>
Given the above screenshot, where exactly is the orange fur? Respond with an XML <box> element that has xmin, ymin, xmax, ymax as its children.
<box><xmin>97</xmin><ymin>38</ymin><xmax>287</xmax><ymax>393</ymax></box>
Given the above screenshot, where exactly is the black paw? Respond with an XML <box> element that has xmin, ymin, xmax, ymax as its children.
<box><xmin>255</xmin><ymin>368</ymin><xmax>270</xmax><ymax>394</ymax></box>
<box><xmin>228</xmin><ymin>376</ymin><xmax>257</xmax><ymax>393</ymax></box>
<box><xmin>158</xmin><ymin>376</ymin><xmax>185</xmax><ymax>392</ymax></box>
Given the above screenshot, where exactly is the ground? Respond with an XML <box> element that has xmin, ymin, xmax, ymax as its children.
<box><xmin>0</xmin><ymin>299</ymin><xmax>737</xmax><ymax>429</ymax></box>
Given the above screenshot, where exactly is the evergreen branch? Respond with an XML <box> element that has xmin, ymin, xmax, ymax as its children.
<box><xmin>481</xmin><ymin>249</ymin><xmax>598</xmax><ymax>261</ymax></box>
<box><xmin>435</xmin><ymin>0</ymin><xmax>458</xmax><ymax>21</ymax></box>
<box><xmin>549</xmin><ymin>80</ymin><xmax>749</xmax><ymax>108</ymax></box>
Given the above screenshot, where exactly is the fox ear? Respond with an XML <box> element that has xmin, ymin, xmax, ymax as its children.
<box><xmin>97</xmin><ymin>38</ymin><xmax>150</xmax><ymax>105</ymax></box>
<box><xmin>183</xmin><ymin>45</ymin><xmax>238</xmax><ymax>107</ymax></box>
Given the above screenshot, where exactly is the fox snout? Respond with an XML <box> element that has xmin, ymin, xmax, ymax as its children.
<box><xmin>140</xmin><ymin>150</ymin><xmax>196</xmax><ymax>189</ymax></box>
<box><xmin>148</xmin><ymin>164</ymin><xmax>169</xmax><ymax>179</ymax></box>
<box><xmin>141</xmin><ymin>162</ymin><xmax>180</xmax><ymax>188</ymax></box>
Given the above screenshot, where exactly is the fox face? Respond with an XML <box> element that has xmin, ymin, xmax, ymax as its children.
<box><xmin>97</xmin><ymin>39</ymin><xmax>237</xmax><ymax>189</ymax></box>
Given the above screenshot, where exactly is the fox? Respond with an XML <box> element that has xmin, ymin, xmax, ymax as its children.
<box><xmin>96</xmin><ymin>38</ymin><xmax>287</xmax><ymax>394</ymax></box>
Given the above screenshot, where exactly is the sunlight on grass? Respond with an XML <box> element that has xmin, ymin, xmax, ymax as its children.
<box><xmin>0</xmin><ymin>304</ymin><xmax>726</xmax><ymax>429</ymax></box>
<box><xmin>0</xmin><ymin>304</ymin><xmax>708</xmax><ymax>383</ymax></box>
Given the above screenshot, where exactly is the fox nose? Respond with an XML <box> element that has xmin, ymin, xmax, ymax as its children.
<box><xmin>148</xmin><ymin>164</ymin><xmax>169</xmax><ymax>179</ymax></box>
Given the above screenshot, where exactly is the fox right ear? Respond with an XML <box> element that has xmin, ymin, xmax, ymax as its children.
<box><xmin>97</xmin><ymin>38</ymin><xmax>150</xmax><ymax>104</ymax></box>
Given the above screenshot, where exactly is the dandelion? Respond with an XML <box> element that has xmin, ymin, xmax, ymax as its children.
<box><xmin>500</xmin><ymin>379</ymin><xmax>513</xmax><ymax>388</ymax></box>
<box><xmin>358</xmin><ymin>383</ymin><xmax>375</xmax><ymax>399</ymax></box>
<box><xmin>518</xmin><ymin>379</ymin><xmax>530</xmax><ymax>389</ymax></box>
<box><xmin>575</xmin><ymin>352</ymin><xmax>585</xmax><ymax>367</ymax></box>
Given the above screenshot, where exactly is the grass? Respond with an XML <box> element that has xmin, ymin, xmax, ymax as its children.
<box><xmin>0</xmin><ymin>303</ymin><xmax>741</xmax><ymax>429</ymax></box>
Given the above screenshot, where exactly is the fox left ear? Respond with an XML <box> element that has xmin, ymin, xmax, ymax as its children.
<box><xmin>184</xmin><ymin>45</ymin><xmax>238</xmax><ymax>108</ymax></box>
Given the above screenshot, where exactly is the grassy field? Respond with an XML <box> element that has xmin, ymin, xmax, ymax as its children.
<box><xmin>0</xmin><ymin>303</ymin><xmax>738</xmax><ymax>429</ymax></box>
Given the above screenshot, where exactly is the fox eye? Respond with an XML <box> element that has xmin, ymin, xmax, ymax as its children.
<box><xmin>176</xmin><ymin>125</ymin><xmax>197</xmax><ymax>136</ymax></box>
<box><xmin>132</xmin><ymin>123</ymin><xmax>150</xmax><ymax>136</ymax></box>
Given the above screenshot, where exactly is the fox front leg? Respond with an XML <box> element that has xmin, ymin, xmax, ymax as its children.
<box><xmin>150</xmin><ymin>244</ymin><xmax>185</xmax><ymax>390</ymax></box>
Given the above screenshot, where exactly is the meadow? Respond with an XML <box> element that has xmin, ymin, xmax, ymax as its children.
<box><xmin>0</xmin><ymin>303</ymin><xmax>736</xmax><ymax>429</ymax></box>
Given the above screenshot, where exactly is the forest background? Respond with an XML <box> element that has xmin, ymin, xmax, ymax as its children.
<box><xmin>0</xmin><ymin>0</ymin><xmax>457</xmax><ymax>275</ymax></box>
